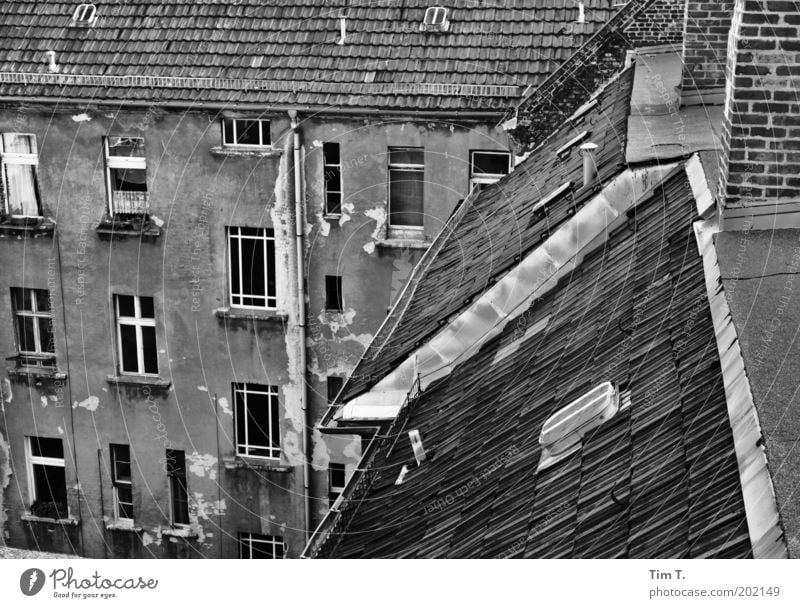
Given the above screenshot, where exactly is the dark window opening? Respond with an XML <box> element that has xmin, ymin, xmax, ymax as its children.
<box><xmin>228</xmin><ymin>227</ymin><xmax>277</xmax><ymax>309</ymax></box>
<box><xmin>111</xmin><ymin>444</ymin><xmax>134</xmax><ymax>521</ymax></box>
<box><xmin>239</xmin><ymin>533</ymin><xmax>284</xmax><ymax>559</ymax></box>
<box><xmin>115</xmin><ymin>295</ymin><xmax>158</xmax><ymax>375</ymax></box>
<box><xmin>234</xmin><ymin>383</ymin><xmax>281</xmax><ymax>459</ymax></box>
<box><xmin>325</xmin><ymin>275</ymin><xmax>344</xmax><ymax>311</ymax></box>
<box><xmin>388</xmin><ymin>147</ymin><xmax>424</xmax><ymax>227</ymax></box>
<box><xmin>166</xmin><ymin>449</ymin><xmax>189</xmax><ymax>526</ymax></box>
<box><xmin>327</xmin><ymin>376</ymin><xmax>344</xmax><ymax>404</ymax></box>
<box><xmin>28</xmin><ymin>436</ymin><xmax>67</xmax><ymax>519</ymax></box>
<box><xmin>328</xmin><ymin>462</ymin><xmax>346</xmax><ymax>506</ymax></box>
<box><xmin>222</xmin><ymin>119</ymin><xmax>270</xmax><ymax>147</ymax></box>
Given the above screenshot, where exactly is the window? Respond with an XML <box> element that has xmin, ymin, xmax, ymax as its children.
<box><xmin>111</xmin><ymin>444</ymin><xmax>134</xmax><ymax>522</ymax></box>
<box><xmin>323</xmin><ymin>143</ymin><xmax>342</xmax><ymax>216</ymax></box>
<box><xmin>114</xmin><ymin>295</ymin><xmax>158</xmax><ymax>375</ymax></box>
<box><xmin>228</xmin><ymin>227</ymin><xmax>277</xmax><ymax>309</ymax></box>
<box><xmin>11</xmin><ymin>287</ymin><xmax>54</xmax><ymax>364</ymax></box>
<box><xmin>239</xmin><ymin>533</ymin><xmax>284</xmax><ymax>559</ymax></box>
<box><xmin>104</xmin><ymin>137</ymin><xmax>148</xmax><ymax>216</ymax></box>
<box><xmin>388</xmin><ymin>147</ymin><xmax>424</xmax><ymax>228</ymax></box>
<box><xmin>538</xmin><ymin>382</ymin><xmax>619</xmax><ymax>471</ymax></box>
<box><xmin>234</xmin><ymin>383</ymin><xmax>281</xmax><ymax>460</ymax></box>
<box><xmin>72</xmin><ymin>3</ymin><xmax>97</xmax><ymax>25</ymax></box>
<box><xmin>325</xmin><ymin>275</ymin><xmax>343</xmax><ymax>311</ymax></box>
<box><xmin>328</xmin><ymin>463</ymin><xmax>346</xmax><ymax>506</ymax></box>
<box><xmin>166</xmin><ymin>449</ymin><xmax>189</xmax><ymax>526</ymax></box>
<box><xmin>327</xmin><ymin>376</ymin><xmax>344</xmax><ymax>404</ymax></box>
<box><xmin>421</xmin><ymin>7</ymin><xmax>449</xmax><ymax>31</ymax></box>
<box><xmin>470</xmin><ymin>151</ymin><xmax>511</xmax><ymax>190</ymax></box>
<box><xmin>27</xmin><ymin>437</ymin><xmax>67</xmax><ymax>519</ymax></box>
<box><xmin>0</xmin><ymin>133</ymin><xmax>41</xmax><ymax>218</ymax></box>
<box><xmin>222</xmin><ymin>119</ymin><xmax>270</xmax><ymax>147</ymax></box>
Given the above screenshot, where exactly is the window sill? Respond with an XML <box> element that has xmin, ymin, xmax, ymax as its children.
<box><xmin>106</xmin><ymin>375</ymin><xmax>172</xmax><ymax>389</ymax></box>
<box><xmin>96</xmin><ymin>217</ymin><xmax>162</xmax><ymax>240</ymax></box>
<box><xmin>6</xmin><ymin>366</ymin><xmax>67</xmax><ymax>381</ymax></box>
<box><xmin>376</xmin><ymin>238</ymin><xmax>431</xmax><ymax>250</ymax></box>
<box><xmin>160</xmin><ymin>526</ymin><xmax>198</xmax><ymax>539</ymax></box>
<box><xmin>0</xmin><ymin>217</ymin><xmax>56</xmax><ymax>237</ymax></box>
<box><xmin>210</xmin><ymin>146</ymin><xmax>283</xmax><ymax>158</ymax></box>
<box><xmin>214</xmin><ymin>307</ymin><xmax>288</xmax><ymax>323</ymax></box>
<box><xmin>223</xmin><ymin>456</ymin><xmax>293</xmax><ymax>473</ymax></box>
<box><xmin>22</xmin><ymin>514</ymin><xmax>80</xmax><ymax>526</ymax></box>
<box><xmin>105</xmin><ymin>522</ymin><xmax>143</xmax><ymax>533</ymax></box>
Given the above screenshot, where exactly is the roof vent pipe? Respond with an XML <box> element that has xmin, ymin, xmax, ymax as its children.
<box><xmin>580</xmin><ymin>143</ymin><xmax>598</xmax><ymax>188</ymax></box>
<box><xmin>577</xmin><ymin>1</ymin><xmax>585</xmax><ymax>24</ymax></box>
<box><xmin>336</xmin><ymin>16</ymin><xmax>346</xmax><ymax>45</ymax></box>
<box><xmin>46</xmin><ymin>50</ymin><xmax>58</xmax><ymax>73</ymax></box>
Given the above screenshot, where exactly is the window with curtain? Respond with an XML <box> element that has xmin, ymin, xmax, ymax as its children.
<box><xmin>1</xmin><ymin>133</ymin><xmax>42</xmax><ymax>217</ymax></box>
<box><xmin>388</xmin><ymin>147</ymin><xmax>424</xmax><ymax>227</ymax></box>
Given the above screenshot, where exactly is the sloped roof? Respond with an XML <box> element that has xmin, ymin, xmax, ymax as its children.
<box><xmin>317</xmin><ymin>166</ymin><xmax>752</xmax><ymax>558</ymax></box>
<box><xmin>342</xmin><ymin>67</ymin><xmax>633</xmax><ymax>401</ymax></box>
<box><xmin>0</xmin><ymin>0</ymin><xmax>620</xmax><ymax>111</ymax></box>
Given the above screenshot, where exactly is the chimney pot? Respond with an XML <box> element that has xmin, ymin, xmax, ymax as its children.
<box><xmin>580</xmin><ymin>143</ymin><xmax>599</xmax><ymax>188</ymax></box>
<box><xmin>45</xmin><ymin>50</ymin><xmax>58</xmax><ymax>73</ymax></box>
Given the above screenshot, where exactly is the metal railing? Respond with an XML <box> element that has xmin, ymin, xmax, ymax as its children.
<box><xmin>303</xmin><ymin>377</ymin><xmax>422</xmax><ymax>558</ymax></box>
<box><xmin>0</xmin><ymin>71</ymin><xmax>519</xmax><ymax>99</ymax></box>
<box><xmin>111</xmin><ymin>190</ymin><xmax>148</xmax><ymax>215</ymax></box>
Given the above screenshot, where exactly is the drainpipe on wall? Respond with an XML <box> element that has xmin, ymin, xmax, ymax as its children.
<box><xmin>288</xmin><ymin>109</ymin><xmax>311</xmax><ymax>543</ymax></box>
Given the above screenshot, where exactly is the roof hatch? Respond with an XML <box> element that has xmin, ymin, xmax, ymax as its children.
<box><xmin>72</xmin><ymin>3</ymin><xmax>97</xmax><ymax>26</ymax></box>
<box><xmin>421</xmin><ymin>7</ymin><xmax>450</xmax><ymax>32</ymax></box>
<box><xmin>538</xmin><ymin>382</ymin><xmax>619</xmax><ymax>471</ymax></box>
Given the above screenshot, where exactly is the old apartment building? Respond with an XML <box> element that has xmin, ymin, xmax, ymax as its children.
<box><xmin>307</xmin><ymin>0</ymin><xmax>799</xmax><ymax>559</ymax></box>
<box><xmin>0</xmin><ymin>1</ymin><xmax>635</xmax><ymax>558</ymax></box>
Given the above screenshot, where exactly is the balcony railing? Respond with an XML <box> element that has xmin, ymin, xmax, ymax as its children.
<box><xmin>111</xmin><ymin>190</ymin><xmax>149</xmax><ymax>215</ymax></box>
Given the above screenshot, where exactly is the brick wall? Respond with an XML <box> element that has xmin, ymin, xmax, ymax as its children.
<box><xmin>625</xmin><ymin>0</ymin><xmax>686</xmax><ymax>48</ymax></box>
<box><xmin>509</xmin><ymin>0</ymin><xmax>684</xmax><ymax>153</ymax></box>
<box><xmin>720</xmin><ymin>0</ymin><xmax>800</xmax><ymax>207</ymax></box>
<box><xmin>681</xmin><ymin>1</ymin><xmax>734</xmax><ymax>104</ymax></box>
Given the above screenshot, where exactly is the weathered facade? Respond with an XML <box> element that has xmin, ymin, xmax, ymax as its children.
<box><xmin>0</xmin><ymin>1</ymin><xmax>622</xmax><ymax>557</ymax></box>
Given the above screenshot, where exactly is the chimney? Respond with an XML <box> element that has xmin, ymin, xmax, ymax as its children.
<box><xmin>719</xmin><ymin>0</ymin><xmax>800</xmax><ymax>226</ymax></box>
<box><xmin>45</xmin><ymin>50</ymin><xmax>58</xmax><ymax>73</ymax></box>
<box><xmin>680</xmin><ymin>1</ymin><xmax>734</xmax><ymax>106</ymax></box>
<box><xmin>580</xmin><ymin>143</ymin><xmax>598</xmax><ymax>188</ymax></box>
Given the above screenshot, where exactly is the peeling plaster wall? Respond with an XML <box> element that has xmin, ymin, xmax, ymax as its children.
<box><xmin>300</xmin><ymin>116</ymin><xmax>511</xmax><ymax>522</ymax></box>
<box><xmin>0</xmin><ymin>106</ymin><xmax>305</xmax><ymax>557</ymax></box>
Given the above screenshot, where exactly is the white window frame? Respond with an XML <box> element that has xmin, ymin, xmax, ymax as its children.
<box><xmin>0</xmin><ymin>133</ymin><xmax>41</xmax><ymax>218</ymax></box>
<box><xmin>110</xmin><ymin>444</ymin><xmax>134</xmax><ymax>525</ymax></box>
<box><xmin>227</xmin><ymin>227</ymin><xmax>277</xmax><ymax>310</ymax></box>
<box><xmin>166</xmin><ymin>449</ymin><xmax>190</xmax><ymax>527</ymax></box>
<box><xmin>387</xmin><ymin>147</ymin><xmax>425</xmax><ymax>230</ymax></box>
<box><xmin>72</xmin><ymin>4</ymin><xmax>97</xmax><ymax>25</ymax></box>
<box><xmin>469</xmin><ymin>150</ymin><xmax>512</xmax><ymax>190</ymax></box>
<box><xmin>11</xmin><ymin>287</ymin><xmax>54</xmax><ymax>357</ymax></box>
<box><xmin>239</xmin><ymin>533</ymin><xmax>285</xmax><ymax>559</ymax></box>
<box><xmin>222</xmin><ymin>118</ymin><xmax>271</xmax><ymax>147</ymax></box>
<box><xmin>114</xmin><ymin>295</ymin><xmax>158</xmax><ymax>376</ymax></box>
<box><xmin>328</xmin><ymin>462</ymin><xmax>347</xmax><ymax>506</ymax></box>
<box><xmin>104</xmin><ymin>136</ymin><xmax>147</xmax><ymax>217</ymax></box>
<box><xmin>26</xmin><ymin>437</ymin><xmax>67</xmax><ymax>513</ymax></box>
<box><xmin>323</xmin><ymin>142</ymin><xmax>342</xmax><ymax>217</ymax></box>
<box><xmin>234</xmin><ymin>383</ymin><xmax>281</xmax><ymax>460</ymax></box>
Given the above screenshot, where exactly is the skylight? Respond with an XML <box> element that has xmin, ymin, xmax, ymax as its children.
<box><xmin>421</xmin><ymin>7</ymin><xmax>450</xmax><ymax>32</ymax></box>
<box><xmin>537</xmin><ymin>382</ymin><xmax>619</xmax><ymax>471</ymax></box>
<box><xmin>72</xmin><ymin>3</ymin><xmax>97</xmax><ymax>25</ymax></box>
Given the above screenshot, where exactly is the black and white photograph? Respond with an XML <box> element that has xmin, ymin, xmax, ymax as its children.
<box><xmin>0</xmin><ymin>0</ymin><xmax>798</xmax><ymax>605</ymax></box>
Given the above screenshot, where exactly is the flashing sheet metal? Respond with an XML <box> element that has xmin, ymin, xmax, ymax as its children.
<box><xmin>338</xmin><ymin>164</ymin><xmax>679</xmax><ymax>420</ymax></box>
<box><xmin>694</xmin><ymin>218</ymin><xmax>788</xmax><ymax>559</ymax></box>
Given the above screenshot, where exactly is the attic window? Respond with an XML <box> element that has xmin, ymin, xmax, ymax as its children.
<box><xmin>531</xmin><ymin>182</ymin><xmax>572</xmax><ymax>215</ymax></box>
<box><xmin>72</xmin><ymin>3</ymin><xmax>97</xmax><ymax>25</ymax></box>
<box><xmin>420</xmin><ymin>7</ymin><xmax>450</xmax><ymax>32</ymax></box>
<box><xmin>537</xmin><ymin>382</ymin><xmax>619</xmax><ymax>471</ymax></box>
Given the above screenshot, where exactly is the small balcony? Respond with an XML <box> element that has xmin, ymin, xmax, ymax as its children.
<box><xmin>111</xmin><ymin>190</ymin><xmax>149</xmax><ymax>216</ymax></box>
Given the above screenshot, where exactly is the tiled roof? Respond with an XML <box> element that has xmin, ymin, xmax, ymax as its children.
<box><xmin>318</xmin><ymin>166</ymin><xmax>752</xmax><ymax>558</ymax></box>
<box><xmin>342</xmin><ymin>67</ymin><xmax>633</xmax><ymax>401</ymax></box>
<box><xmin>0</xmin><ymin>0</ymin><xmax>621</xmax><ymax>111</ymax></box>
